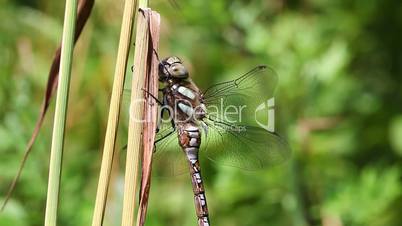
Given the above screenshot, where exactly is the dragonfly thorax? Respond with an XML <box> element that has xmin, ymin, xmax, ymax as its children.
<box><xmin>164</xmin><ymin>80</ymin><xmax>207</xmax><ymax>123</ymax></box>
<box><xmin>159</xmin><ymin>57</ymin><xmax>207</xmax><ymax>123</ymax></box>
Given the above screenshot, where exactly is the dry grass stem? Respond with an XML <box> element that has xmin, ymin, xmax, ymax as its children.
<box><xmin>121</xmin><ymin>3</ymin><xmax>150</xmax><ymax>226</ymax></box>
<box><xmin>91</xmin><ymin>0</ymin><xmax>138</xmax><ymax>226</ymax></box>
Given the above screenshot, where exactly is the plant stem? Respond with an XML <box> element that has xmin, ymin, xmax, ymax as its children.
<box><xmin>91</xmin><ymin>0</ymin><xmax>138</xmax><ymax>226</ymax></box>
<box><xmin>121</xmin><ymin>1</ymin><xmax>150</xmax><ymax>226</ymax></box>
<box><xmin>44</xmin><ymin>0</ymin><xmax>77</xmax><ymax>225</ymax></box>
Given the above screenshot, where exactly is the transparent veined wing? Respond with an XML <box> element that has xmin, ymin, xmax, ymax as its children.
<box><xmin>151</xmin><ymin>123</ymin><xmax>189</xmax><ymax>177</ymax></box>
<box><xmin>201</xmin><ymin>65</ymin><xmax>277</xmax><ymax>105</ymax></box>
<box><xmin>200</xmin><ymin>115</ymin><xmax>290</xmax><ymax>170</ymax></box>
<box><xmin>198</xmin><ymin>65</ymin><xmax>290</xmax><ymax>169</ymax></box>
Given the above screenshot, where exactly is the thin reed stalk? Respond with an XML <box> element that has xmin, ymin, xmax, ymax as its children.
<box><xmin>121</xmin><ymin>0</ymin><xmax>150</xmax><ymax>225</ymax></box>
<box><xmin>91</xmin><ymin>0</ymin><xmax>138</xmax><ymax>225</ymax></box>
<box><xmin>44</xmin><ymin>0</ymin><xmax>78</xmax><ymax>225</ymax></box>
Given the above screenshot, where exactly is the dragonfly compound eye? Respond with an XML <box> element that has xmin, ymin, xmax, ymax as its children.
<box><xmin>169</xmin><ymin>63</ymin><xmax>189</xmax><ymax>78</ymax></box>
<box><xmin>159</xmin><ymin>56</ymin><xmax>189</xmax><ymax>81</ymax></box>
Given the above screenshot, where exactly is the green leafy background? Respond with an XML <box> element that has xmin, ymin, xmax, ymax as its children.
<box><xmin>1</xmin><ymin>0</ymin><xmax>401</xmax><ymax>225</ymax></box>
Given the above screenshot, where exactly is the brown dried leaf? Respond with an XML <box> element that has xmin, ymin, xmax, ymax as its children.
<box><xmin>137</xmin><ymin>9</ymin><xmax>160</xmax><ymax>226</ymax></box>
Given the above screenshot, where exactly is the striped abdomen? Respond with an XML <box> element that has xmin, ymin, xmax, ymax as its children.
<box><xmin>178</xmin><ymin>123</ymin><xmax>210</xmax><ymax>226</ymax></box>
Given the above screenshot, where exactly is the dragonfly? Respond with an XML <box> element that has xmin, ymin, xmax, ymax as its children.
<box><xmin>125</xmin><ymin>56</ymin><xmax>290</xmax><ymax>226</ymax></box>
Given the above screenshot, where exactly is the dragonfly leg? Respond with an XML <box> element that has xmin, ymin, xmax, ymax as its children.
<box><xmin>155</xmin><ymin>118</ymin><xmax>176</xmax><ymax>143</ymax></box>
<box><xmin>155</xmin><ymin>127</ymin><xmax>176</xmax><ymax>144</ymax></box>
<box><xmin>154</xmin><ymin>123</ymin><xmax>176</xmax><ymax>153</ymax></box>
<box><xmin>156</xmin><ymin>95</ymin><xmax>171</xmax><ymax>133</ymax></box>
<box><xmin>152</xmin><ymin>48</ymin><xmax>161</xmax><ymax>63</ymax></box>
<box><xmin>141</xmin><ymin>88</ymin><xmax>163</xmax><ymax>106</ymax></box>
<box><xmin>156</xmin><ymin>107</ymin><xmax>167</xmax><ymax>133</ymax></box>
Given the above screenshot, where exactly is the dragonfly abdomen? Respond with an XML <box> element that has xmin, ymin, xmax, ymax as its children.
<box><xmin>189</xmin><ymin>158</ymin><xmax>210</xmax><ymax>226</ymax></box>
<box><xmin>178</xmin><ymin>123</ymin><xmax>211</xmax><ymax>226</ymax></box>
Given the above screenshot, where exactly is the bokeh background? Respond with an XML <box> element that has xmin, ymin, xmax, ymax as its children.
<box><xmin>1</xmin><ymin>0</ymin><xmax>402</xmax><ymax>225</ymax></box>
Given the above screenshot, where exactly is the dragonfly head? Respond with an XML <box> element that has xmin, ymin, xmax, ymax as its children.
<box><xmin>159</xmin><ymin>56</ymin><xmax>189</xmax><ymax>81</ymax></box>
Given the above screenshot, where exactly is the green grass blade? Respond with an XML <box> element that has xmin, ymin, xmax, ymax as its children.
<box><xmin>44</xmin><ymin>0</ymin><xmax>78</xmax><ymax>225</ymax></box>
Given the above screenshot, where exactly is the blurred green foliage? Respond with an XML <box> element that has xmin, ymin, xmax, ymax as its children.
<box><xmin>1</xmin><ymin>0</ymin><xmax>402</xmax><ymax>226</ymax></box>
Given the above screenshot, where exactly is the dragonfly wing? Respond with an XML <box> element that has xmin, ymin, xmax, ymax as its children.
<box><xmin>152</xmin><ymin>124</ymin><xmax>189</xmax><ymax>177</ymax></box>
<box><xmin>198</xmin><ymin>65</ymin><xmax>289</xmax><ymax>169</ymax></box>
<box><xmin>202</xmin><ymin>66</ymin><xmax>277</xmax><ymax>103</ymax></box>
<box><xmin>200</xmin><ymin>116</ymin><xmax>291</xmax><ymax>170</ymax></box>
<box><xmin>201</xmin><ymin>65</ymin><xmax>279</xmax><ymax>127</ymax></box>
